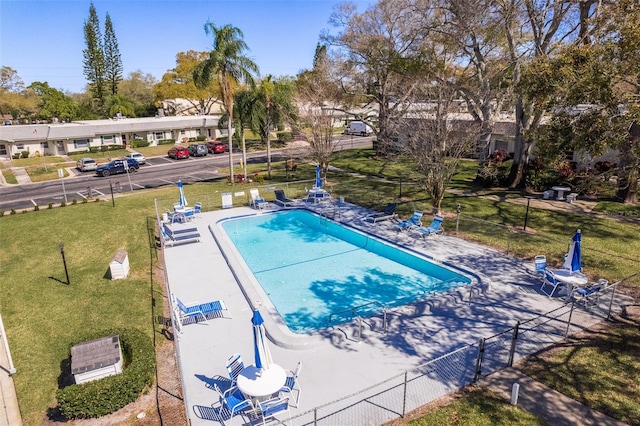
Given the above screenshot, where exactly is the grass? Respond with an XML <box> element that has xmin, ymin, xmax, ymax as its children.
<box><xmin>1</xmin><ymin>149</ymin><xmax>638</xmax><ymax>424</ymax></box>
<box><xmin>2</xmin><ymin>168</ymin><xmax>17</xmax><ymax>184</ymax></box>
<box><xmin>401</xmin><ymin>388</ymin><xmax>547</xmax><ymax>426</ymax></box>
<box><xmin>519</xmin><ymin>319</ymin><xmax>640</xmax><ymax>425</ymax></box>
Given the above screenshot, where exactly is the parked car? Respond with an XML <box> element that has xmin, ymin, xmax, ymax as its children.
<box><xmin>344</xmin><ymin>121</ymin><xmax>374</xmax><ymax>136</ymax></box>
<box><xmin>76</xmin><ymin>158</ymin><xmax>97</xmax><ymax>172</ymax></box>
<box><xmin>188</xmin><ymin>144</ymin><xmax>208</xmax><ymax>157</ymax></box>
<box><xmin>124</xmin><ymin>152</ymin><xmax>146</xmax><ymax>165</ymax></box>
<box><xmin>95</xmin><ymin>159</ymin><xmax>139</xmax><ymax>177</ymax></box>
<box><xmin>206</xmin><ymin>141</ymin><xmax>227</xmax><ymax>154</ymax></box>
<box><xmin>168</xmin><ymin>146</ymin><xmax>190</xmax><ymax>159</ymax></box>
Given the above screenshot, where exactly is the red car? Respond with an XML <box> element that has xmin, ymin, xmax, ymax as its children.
<box><xmin>206</xmin><ymin>141</ymin><xmax>227</xmax><ymax>154</ymax></box>
<box><xmin>168</xmin><ymin>146</ymin><xmax>190</xmax><ymax>159</ymax></box>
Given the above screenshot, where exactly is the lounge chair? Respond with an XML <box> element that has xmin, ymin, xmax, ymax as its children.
<box><xmin>364</xmin><ymin>203</ymin><xmax>397</xmax><ymax>223</ymax></box>
<box><xmin>394</xmin><ymin>211</ymin><xmax>423</xmax><ymax>231</ymax></box>
<box><xmin>273</xmin><ymin>189</ymin><xmax>296</xmax><ymax>207</ymax></box>
<box><xmin>213</xmin><ymin>384</ymin><xmax>254</xmax><ymax>426</ymax></box>
<box><xmin>173</xmin><ymin>295</ymin><xmax>230</xmax><ymax>327</ymax></box>
<box><xmin>249</xmin><ymin>188</ymin><xmax>270</xmax><ymax>210</ymax></box>
<box><xmin>279</xmin><ymin>361</ymin><xmax>302</xmax><ymax>408</ymax></box>
<box><xmin>226</xmin><ymin>353</ymin><xmax>244</xmax><ymax>387</ymax></box>
<box><xmin>413</xmin><ymin>214</ymin><xmax>444</xmax><ymax>238</ymax></box>
<box><xmin>257</xmin><ymin>396</ymin><xmax>291</xmax><ymax>426</ymax></box>
<box><xmin>540</xmin><ymin>269</ymin><xmax>562</xmax><ymax>298</ymax></box>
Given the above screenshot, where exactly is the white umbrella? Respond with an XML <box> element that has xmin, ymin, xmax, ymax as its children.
<box><xmin>251</xmin><ymin>309</ymin><xmax>273</xmax><ymax>370</ymax></box>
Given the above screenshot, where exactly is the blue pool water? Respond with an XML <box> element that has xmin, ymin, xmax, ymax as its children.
<box><xmin>221</xmin><ymin>210</ymin><xmax>472</xmax><ymax>333</ymax></box>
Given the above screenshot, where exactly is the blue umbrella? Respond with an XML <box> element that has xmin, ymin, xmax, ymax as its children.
<box><xmin>251</xmin><ymin>309</ymin><xmax>273</xmax><ymax>370</ymax></box>
<box><xmin>177</xmin><ymin>180</ymin><xmax>187</xmax><ymax>207</ymax></box>
<box><xmin>314</xmin><ymin>166</ymin><xmax>322</xmax><ymax>189</ymax></box>
<box><xmin>562</xmin><ymin>229</ymin><xmax>582</xmax><ymax>272</ymax></box>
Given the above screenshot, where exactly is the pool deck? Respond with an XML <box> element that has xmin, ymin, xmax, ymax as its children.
<box><xmin>163</xmin><ymin>200</ymin><xmax>617</xmax><ymax>425</ymax></box>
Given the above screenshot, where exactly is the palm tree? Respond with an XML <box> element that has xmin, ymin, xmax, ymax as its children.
<box><xmin>232</xmin><ymin>89</ymin><xmax>256</xmax><ymax>180</ymax></box>
<box><xmin>193</xmin><ymin>22</ymin><xmax>258</xmax><ymax>183</ymax></box>
<box><xmin>249</xmin><ymin>76</ymin><xmax>297</xmax><ymax>179</ymax></box>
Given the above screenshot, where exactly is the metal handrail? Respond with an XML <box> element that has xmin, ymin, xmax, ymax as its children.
<box><xmin>327</xmin><ymin>300</ymin><xmax>388</xmax><ymax>341</ymax></box>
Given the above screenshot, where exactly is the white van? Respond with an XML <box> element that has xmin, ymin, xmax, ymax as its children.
<box><xmin>344</xmin><ymin>121</ymin><xmax>373</xmax><ymax>136</ymax></box>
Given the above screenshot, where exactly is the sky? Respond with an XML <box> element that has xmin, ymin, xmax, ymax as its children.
<box><xmin>0</xmin><ymin>0</ymin><xmax>371</xmax><ymax>94</ymax></box>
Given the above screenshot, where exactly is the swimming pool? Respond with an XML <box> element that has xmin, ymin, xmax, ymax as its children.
<box><xmin>221</xmin><ymin>210</ymin><xmax>472</xmax><ymax>333</ymax></box>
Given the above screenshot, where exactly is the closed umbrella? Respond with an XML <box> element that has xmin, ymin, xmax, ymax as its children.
<box><xmin>251</xmin><ymin>309</ymin><xmax>273</xmax><ymax>370</ymax></box>
<box><xmin>563</xmin><ymin>229</ymin><xmax>582</xmax><ymax>272</ymax></box>
<box><xmin>314</xmin><ymin>166</ymin><xmax>322</xmax><ymax>189</ymax></box>
<box><xmin>177</xmin><ymin>180</ymin><xmax>187</xmax><ymax>207</ymax></box>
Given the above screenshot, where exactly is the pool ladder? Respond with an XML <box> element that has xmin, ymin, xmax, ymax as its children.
<box><xmin>327</xmin><ymin>301</ymin><xmax>388</xmax><ymax>342</ymax></box>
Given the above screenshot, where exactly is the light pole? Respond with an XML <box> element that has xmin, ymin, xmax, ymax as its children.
<box><xmin>59</xmin><ymin>242</ymin><xmax>70</xmax><ymax>285</ymax></box>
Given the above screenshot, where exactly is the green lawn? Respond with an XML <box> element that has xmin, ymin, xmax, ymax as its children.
<box><xmin>403</xmin><ymin>388</ymin><xmax>547</xmax><ymax>426</ymax></box>
<box><xmin>1</xmin><ymin>150</ymin><xmax>638</xmax><ymax>424</ymax></box>
<box><xmin>519</xmin><ymin>319</ymin><xmax>640</xmax><ymax>425</ymax></box>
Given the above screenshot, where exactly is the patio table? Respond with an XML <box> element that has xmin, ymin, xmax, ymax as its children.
<box><xmin>551</xmin><ymin>186</ymin><xmax>572</xmax><ymax>201</ymax></box>
<box><xmin>237</xmin><ymin>364</ymin><xmax>286</xmax><ymax>402</ymax></box>
<box><xmin>552</xmin><ymin>269</ymin><xmax>588</xmax><ymax>295</ymax></box>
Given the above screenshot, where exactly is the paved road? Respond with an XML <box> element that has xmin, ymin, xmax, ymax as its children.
<box><xmin>0</xmin><ymin>137</ymin><xmax>373</xmax><ymax>211</ymax></box>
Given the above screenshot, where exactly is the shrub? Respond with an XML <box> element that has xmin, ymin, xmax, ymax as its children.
<box><xmin>21</xmin><ymin>151</ymin><xmax>30</xmax><ymax>158</ymax></box>
<box><xmin>72</xmin><ymin>199</ymin><xmax>77</xmax><ymax>205</ymax></box>
<box><xmin>48</xmin><ymin>203</ymin><xmax>53</xmax><ymax>209</ymax></box>
<box><xmin>10</xmin><ymin>209</ymin><xmax>16</xmax><ymax>215</ymax></box>
<box><xmin>95</xmin><ymin>198</ymin><xmax>100</xmax><ymax>203</ymax></box>
<box><xmin>157</xmin><ymin>139</ymin><xmax>175</xmax><ymax>145</ymax></box>
<box><xmin>276</xmin><ymin>131</ymin><xmax>293</xmax><ymax>142</ymax></box>
<box><xmin>82</xmin><ymin>198</ymin><xmax>88</xmax><ymax>204</ymax></box>
<box><xmin>0</xmin><ymin>211</ymin><xmax>4</xmax><ymax>216</ymax></box>
<box><xmin>56</xmin><ymin>328</ymin><xmax>155</xmax><ymax>420</ymax></box>
<box><xmin>34</xmin><ymin>205</ymin><xmax>40</xmax><ymax>211</ymax></box>
<box><xmin>60</xmin><ymin>201</ymin><xmax>66</xmax><ymax>207</ymax></box>
<box><xmin>131</xmin><ymin>139</ymin><xmax>150</xmax><ymax>148</ymax></box>
<box><xmin>196</xmin><ymin>134</ymin><xmax>207</xmax><ymax>141</ymax></box>
<box><xmin>253</xmin><ymin>173</ymin><xmax>265</xmax><ymax>183</ymax></box>
<box><xmin>12</xmin><ymin>153</ymin><xmax>21</xmax><ymax>160</ymax></box>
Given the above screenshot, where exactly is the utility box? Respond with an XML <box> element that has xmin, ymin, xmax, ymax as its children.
<box><xmin>71</xmin><ymin>335</ymin><xmax>123</xmax><ymax>384</ymax></box>
<box><xmin>109</xmin><ymin>249</ymin><xmax>129</xmax><ymax>280</ymax></box>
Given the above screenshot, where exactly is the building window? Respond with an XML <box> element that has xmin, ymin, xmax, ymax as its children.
<box><xmin>154</xmin><ymin>131</ymin><xmax>165</xmax><ymax>140</ymax></box>
<box><xmin>180</xmin><ymin>130</ymin><xmax>186</xmax><ymax>135</ymax></box>
<box><xmin>16</xmin><ymin>143</ymin><xmax>24</xmax><ymax>150</ymax></box>
<box><xmin>41</xmin><ymin>142</ymin><xmax>49</xmax><ymax>149</ymax></box>
<box><xmin>494</xmin><ymin>140</ymin><xmax>508</xmax><ymax>152</ymax></box>
<box><xmin>101</xmin><ymin>135</ymin><xmax>114</xmax><ymax>145</ymax></box>
<box><xmin>74</xmin><ymin>139</ymin><xmax>90</xmax><ymax>149</ymax></box>
<box><xmin>0</xmin><ymin>144</ymin><xmax>6</xmax><ymax>155</ymax></box>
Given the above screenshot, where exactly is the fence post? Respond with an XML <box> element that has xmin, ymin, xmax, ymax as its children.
<box><xmin>506</xmin><ymin>227</ymin><xmax>511</xmax><ymax>255</ymax></box>
<box><xmin>473</xmin><ymin>338</ymin><xmax>485</xmax><ymax>382</ymax></box>
<box><xmin>314</xmin><ymin>407</ymin><xmax>317</xmax><ymax>425</ymax></box>
<box><xmin>402</xmin><ymin>370</ymin><xmax>408</xmax><ymax>417</ymax></box>
<box><xmin>455</xmin><ymin>204</ymin><xmax>461</xmax><ymax>236</ymax></box>
<box><xmin>507</xmin><ymin>321</ymin><xmax>520</xmax><ymax>367</ymax></box>
<box><xmin>607</xmin><ymin>285</ymin><xmax>617</xmax><ymax>320</ymax></box>
<box><xmin>564</xmin><ymin>302</ymin><xmax>575</xmax><ymax>338</ymax></box>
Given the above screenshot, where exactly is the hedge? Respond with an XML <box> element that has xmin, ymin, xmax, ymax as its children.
<box><xmin>88</xmin><ymin>145</ymin><xmax>126</xmax><ymax>154</ymax></box>
<box><xmin>158</xmin><ymin>139</ymin><xmax>175</xmax><ymax>145</ymax></box>
<box><xmin>131</xmin><ymin>139</ymin><xmax>150</xmax><ymax>148</ymax></box>
<box><xmin>55</xmin><ymin>328</ymin><xmax>155</xmax><ymax>419</ymax></box>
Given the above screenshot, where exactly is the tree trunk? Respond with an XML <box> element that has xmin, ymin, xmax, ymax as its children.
<box><xmin>616</xmin><ymin>137</ymin><xmax>639</xmax><ymax>204</ymax></box>
<box><xmin>227</xmin><ymin>111</ymin><xmax>234</xmax><ymax>183</ymax></box>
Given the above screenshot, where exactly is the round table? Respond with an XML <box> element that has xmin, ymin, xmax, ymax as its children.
<box><xmin>552</xmin><ymin>269</ymin><xmax>588</xmax><ymax>295</ymax></box>
<box><xmin>551</xmin><ymin>186</ymin><xmax>571</xmax><ymax>200</ymax></box>
<box><xmin>236</xmin><ymin>364</ymin><xmax>286</xmax><ymax>401</ymax></box>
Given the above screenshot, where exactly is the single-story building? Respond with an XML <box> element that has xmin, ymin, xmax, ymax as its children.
<box><xmin>0</xmin><ymin>115</ymin><xmax>223</xmax><ymax>160</ymax></box>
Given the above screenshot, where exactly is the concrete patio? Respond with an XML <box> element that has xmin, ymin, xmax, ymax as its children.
<box><xmin>161</xmin><ymin>200</ymin><xmax>620</xmax><ymax>425</ymax></box>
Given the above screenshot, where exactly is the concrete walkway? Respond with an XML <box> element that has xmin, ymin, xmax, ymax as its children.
<box><xmin>481</xmin><ymin>368</ymin><xmax>628</xmax><ymax>426</ymax></box>
<box><xmin>0</xmin><ymin>339</ymin><xmax>21</xmax><ymax>426</ymax></box>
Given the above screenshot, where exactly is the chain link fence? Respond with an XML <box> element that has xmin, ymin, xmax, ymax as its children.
<box><xmin>288</xmin><ymin>276</ymin><xmax>636</xmax><ymax>425</ymax></box>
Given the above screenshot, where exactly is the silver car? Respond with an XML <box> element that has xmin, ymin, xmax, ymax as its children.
<box><xmin>124</xmin><ymin>152</ymin><xmax>146</xmax><ymax>165</ymax></box>
<box><xmin>76</xmin><ymin>158</ymin><xmax>97</xmax><ymax>172</ymax></box>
